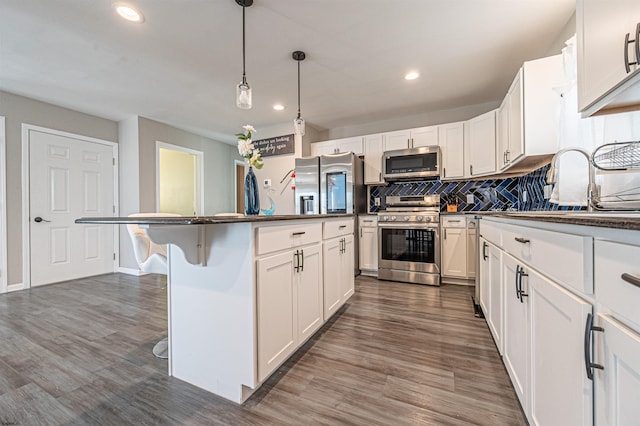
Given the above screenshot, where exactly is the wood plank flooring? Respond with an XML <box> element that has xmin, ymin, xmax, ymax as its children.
<box><xmin>0</xmin><ymin>274</ymin><xmax>525</xmax><ymax>425</ymax></box>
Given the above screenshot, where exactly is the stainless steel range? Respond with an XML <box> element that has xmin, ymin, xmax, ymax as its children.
<box><xmin>377</xmin><ymin>194</ymin><xmax>441</xmax><ymax>286</ymax></box>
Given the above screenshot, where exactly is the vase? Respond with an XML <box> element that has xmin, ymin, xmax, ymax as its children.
<box><xmin>244</xmin><ymin>166</ymin><xmax>260</xmax><ymax>215</ymax></box>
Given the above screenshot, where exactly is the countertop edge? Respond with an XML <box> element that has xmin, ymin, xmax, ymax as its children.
<box><xmin>75</xmin><ymin>214</ymin><xmax>355</xmax><ymax>225</ymax></box>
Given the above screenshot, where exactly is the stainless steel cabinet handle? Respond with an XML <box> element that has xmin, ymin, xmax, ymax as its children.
<box><xmin>584</xmin><ymin>313</ymin><xmax>604</xmax><ymax>380</ymax></box>
<box><xmin>621</xmin><ymin>273</ymin><xmax>640</xmax><ymax>288</ymax></box>
<box><xmin>292</xmin><ymin>231</ymin><xmax>306</xmax><ymax>236</ymax></box>
<box><xmin>515</xmin><ymin>265</ymin><xmax>521</xmax><ymax>299</ymax></box>
<box><xmin>360</xmin><ymin>228</ymin><xmax>363</xmax><ymax>238</ymax></box>
<box><xmin>300</xmin><ymin>249</ymin><xmax>304</xmax><ymax>272</ymax></box>
<box><xmin>470</xmin><ymin>165</ymin><xmax>473</xmax><ymax>175</ymax></box>
<box><xmin>294</xmin><ymin>250</ymin><xmax>300</xmax><ymax>272</ymax></box>
<box><xmin>518</xmin><ymin>269</ymin><xmax>529</xmax><ymax>302</ymax></box>
<box><xmin>515</xmin><ymin>237</ymin><xmax>530</xmax><ymax>244</ymax></box>
<box><xmin>443</xmin><ymin>228</ymin><xmax>447</xmax><ymax>239</ymax></box>
<box><xmin>482</xmin><ymin>241</ymin><xmax>488</xmax><ymax>260</ymax></box>
<box><xmin>339</xmin><ymin>225</ymin><xmax>347</xmax><ymax>229</ymax></box>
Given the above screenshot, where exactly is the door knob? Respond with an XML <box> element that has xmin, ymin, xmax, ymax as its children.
<box><xmin>34</xmin><ymin>217</ymin><xmax>51</xmax><ymax>223</ymax></box>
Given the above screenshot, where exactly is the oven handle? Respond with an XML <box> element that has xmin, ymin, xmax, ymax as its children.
<box><xmin>378</xmin><ymin>223</ymin><xmax>440</xmax><ymax>230</ymax></box>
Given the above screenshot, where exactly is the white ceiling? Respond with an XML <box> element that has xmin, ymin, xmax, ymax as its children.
<box><xmin>0</xmin><ymin>0</ymin><xmax>575</xmax><ymax>144</ymax></box>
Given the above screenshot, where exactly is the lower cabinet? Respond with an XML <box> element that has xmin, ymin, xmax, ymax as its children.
<box><xmin>479</xmin><ymin>238</ymin><xmax>503</xmax><ymax>354</ymax></box>
<box><xmin>529</xmin><ymin>267</ymin><xmax>592</xmax><ymax>426</ymax></box>
<box><xmin>358</xmin><ymin>216</ymin><xmax>378</xmax><ymax>276</ymax></box>
<box><xmin>324</xmin><ymin>234</ymin><xmax>354</xmax><ymax>319</ymax></box>
<box><xmin>256</xmin><ymin>242</ymin><xmax>323</xmax><ymax>382</ymax></box>
<box><xmin>594</xmin><ymin>314</ymin><xmax>640</xmax><ymax>426</ymax></box>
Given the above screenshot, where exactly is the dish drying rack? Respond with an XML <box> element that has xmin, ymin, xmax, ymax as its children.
<box><xmin>591</xmin><ymin>140</ymin><xmax>640</xmax><ymax>209</ymax></box>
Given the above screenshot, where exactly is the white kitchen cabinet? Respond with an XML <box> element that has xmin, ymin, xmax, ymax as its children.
<box><xmin>323</xmin><ymin>219</ymin><xmax>355</xmax><ymax>319</ymax></box>
<box><xmin>479</xmin><ymin>237</ymin><xmax>503</xmax><ymax>354</ymax></box>
<box><xmin>578</xmin><ymin>0</ymin><xmax>640</xmax><ymax>117</ymax></box>
<box><xmin>529</xmin><ymin>267</ymin><xmax>593</xmax><ymax>426</ymax></box>
<box><xmin>466</xmin><ymin>217</ymin><xmax>477</xmax><ymax>279</ymax></box>
<box><xmin>593</xmin><ymin>314</ymin><xmax>640</xmax><ymax>426</ymax></box>
<box><xmin>438</xmin><ymin>121</ymin><xmax>464</xmax><ymax>179</ymax></box>
<box><xmin>441</xmin><ymin>216</ymin><xmax>467</xmax><ymax>279</ymax></box>
<box><xmin>502</xmin><ymin>253</ymin><xmax>530</xmax><ymax>416</ymax></box>
<box><xmin>358</xmin><ymin>215</ymin><xmax>378</xmax><ymax>276</ymax></box>
<box><xmin>311</xmin><ymin>136</ymin><xmax>364</xmax><ymax>156</ymax></box>
<box><xmin>256</xmin><ymin>241</ymin><xmax>322</xmax><ymax>382</ymax></box>
<box><xmin>383</xmin><ymin>130</ymin><xmax>411</xmax><ymax>151</ymax></box>
<box><xmin>364</xmin><ymin>133</ymin><xmax>384</xmax><ymax>184</ymax></box>
<box><xmin>410</xmin><ymin>126</ymin><xmax>439</xmax><ymax>148</ymax></box>
<box><xmin>498</xmin><ymin>55</ymin><xmax>563</xmax><ymax>171</ymax></box>
<box><xmin>465</xmin><ymin>110</ymin><xmax>497</xmax><ymax>177</ymax></box>
<box><xmin>592</xmin><ymin>238</ymin><xmax>640</xmax><ymax>425</ymax></box>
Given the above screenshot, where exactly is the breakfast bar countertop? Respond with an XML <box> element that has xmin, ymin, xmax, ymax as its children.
<box><xmin>75</xmin><ymin>213</ymin><xmax>354</xmax><ymax>225</ymax></box>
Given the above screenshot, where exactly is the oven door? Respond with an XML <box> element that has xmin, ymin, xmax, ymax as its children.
<box><xmin>378</xmin><ymin>223</ymin><xmax>440</xmax><ymax>274</ymax></box>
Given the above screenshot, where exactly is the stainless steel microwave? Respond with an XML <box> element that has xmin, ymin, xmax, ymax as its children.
<box><xmin>382</xmin><ymin>146</ymin><xmax>440</xmax><ymax>181</ymax></box>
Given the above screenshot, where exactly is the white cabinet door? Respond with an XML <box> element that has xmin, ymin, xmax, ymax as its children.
<box><xmin>502</xmin><ymin>253</ymin><xmax>530</xmax><ymax>415</ymax></box>
<box><xmin>296</xmin><ymin>244</ymin><xmax>323</xmax><ymax>343</ymax></box>
<box><xmin>489</xmin><ymin>242</ymin><xmax>503</xmax><ymax>354</ymax></box>
<box><xmin>594</xmin><ymin>314</ymin><xmax>640</xmax><ymax>426</ymax></box>
<box><xmin>497</xmin><ymin>98</ymin><xmax>509</xmax><ymax>170</ymax></box>
<box><xmin>506</xmin><ymin>71</ymin><xmax>524</xmax><ymax>166</ymax></box>
<box><xmin>466</xmin><ymin>220</ymin><xmax>477</xmax><ymax>279</ymax></box>
<box><xmin>529</xmin><ymin>268</ymin><xmax>593</xmax><ymax>426</ymax></box>
<box><xmin>466</xmin><ymin>110</ymin><xmax>497</xmax><ymax>177</ymax></box>
<box><xmin>364</xmin><ymin>134</ymin><xmax>384</xmax><ymax>184</ymax></box>
<box><xmin>341</xmin><ymin>235</ymin><xmax>355</xmax><ymax>300</ymax></box>
<box><xmin>359</xmin><ymin>225</ymin><xmax>378</xmax><ymax>272</ymax></box>
<box><xmin>337</xmin><ymin>137</ymin><xmax>364</xmax><ymax>156</ymax></box>
<box><xmin>479</xmin><ymin>238</ymin><xmax>491</xmax><ymax>318</ymax></box>
<box><xmin>411</xmin><ymin>126</ymin><xmax>438</xmax><ymax>148</ymax></box>
<box><xmin>438</xmin><ymin>122</ymin><xmax>465</xmax><ymax>179</ymax></box>
<box><xmin>257</xmin><ymin>250</ymin><xmax>296</xmax><ymax>382</ymax></box>
<box><xmin>383</xmin><ymin>130</ymin><xmax>410</xmax><ymax>151</ymax></box>
<box><xmin>442</xmin><ymin>227</ymin><xmax>467</xmax><ymax>278</ymax></box>
<box><xmin>578</xmin><ymin>0</ymin><xmax>640</xmax><ymax>115</ymax></box>
<box><xmin>311</xmin><ymin>141</ymin><xmax>337</xmax><ymax>156</ymax></box>
<box><xmin>323</xmin><ymin>238</ymin><xmax>343</xmax><ymax>319</ymax></box>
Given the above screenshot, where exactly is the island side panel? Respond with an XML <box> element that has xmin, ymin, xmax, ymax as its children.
<box><xmin>168</xmin><ymin>222</ymin><xmax>256</xmax><ymax>403</ymax></box>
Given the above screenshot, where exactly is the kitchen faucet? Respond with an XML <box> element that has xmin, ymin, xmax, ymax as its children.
<box><xmin>546</xmin><ymin>147</ymin><xmax>599</xmax><ymax>212</ymax></box>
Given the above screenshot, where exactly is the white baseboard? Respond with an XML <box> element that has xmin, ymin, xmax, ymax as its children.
<box><xmin>8</xmin><ymin>283</ymin><xmax>24</xmax><ymax>292</ymax></box>
<box><xmin>118</xmin><ymin>267</ymin><xmax>148</xmax><ymax>276</ymax></box>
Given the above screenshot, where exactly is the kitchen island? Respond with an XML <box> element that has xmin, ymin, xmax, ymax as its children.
<box><xmin>75</xmin><ymin>214</ymin><xmax>356</xmax><ymax>404</ymax></box>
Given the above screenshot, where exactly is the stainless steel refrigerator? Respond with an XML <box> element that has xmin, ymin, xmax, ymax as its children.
<box><xmin>294</xmin><ymin>156</ymin><xmax>320</xmax><ymax>215</ymax></box>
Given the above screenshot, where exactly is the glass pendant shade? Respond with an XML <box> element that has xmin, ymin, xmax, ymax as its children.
<box><xmin>293</xmin><ymin>116</ymin><xmax>305</xmax><ymax>136</ymax></box>
<box><xmin>236</xmin><ymin>82</ymin><xmax>252</xmax><ymax>109</ymax></box>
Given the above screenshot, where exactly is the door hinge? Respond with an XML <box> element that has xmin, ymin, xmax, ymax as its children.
<box><xmin>113</xmin><ymin>253</ymin><xmax>116</xmax><ymax>261</ymax></box>
<box><xmin>113</xmin><ymin>205</ymin><xmax>116</xmax><ymax>213</ymax></box>
<box><xmin>113</xmin><ymin>158</ymin><xmax>116</xmax><ymax>166</ymax></box>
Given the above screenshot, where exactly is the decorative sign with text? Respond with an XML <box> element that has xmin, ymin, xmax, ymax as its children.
<box><xmin>253</xmin><ymin>134</ymin><xmax>295</xmax><ymax>157</ymax></box>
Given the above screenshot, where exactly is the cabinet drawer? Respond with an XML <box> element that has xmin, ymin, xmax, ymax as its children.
<box><xmin>502</xmin><ymin>223</ymin><xmax>593</xmax><ymax>295</ymax></box>
<box><xmin>358</xmin><ymin>215</ymin><xmax>378</xmax><ymax>227</ymax></box>
<box><xmin>479</xmin><ymin>220</ymin><xmax>503</xmax><ymax>246</ymax></box>
<box><xmin>442</xmin><ymin>216</ymin><xmax>466</xmax><ymax>228</ymax></box>
<box><xmin>595</xmin><ymin>239</ymin><xmax>640</xmax><ymax>330</ymax></box>
<box><xmin>256</xmin><ymin>222</ymin><xmax>322</xmax><ymax>255</ymax></box>
<box><xmin>324</xmin><ymin>218</ymin><xmax>354</xmax><ymax>240</ymax></box>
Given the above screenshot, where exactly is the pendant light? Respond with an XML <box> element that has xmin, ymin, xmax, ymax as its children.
<box><xmin>292</xmin><ymin>50</ymin><xmax>306</xmax><ymax>136</ymax></box>
<box><xmin>236</xmin><ymin>0</ymin><xmax>253</xmax><ymax>109</ymax></box>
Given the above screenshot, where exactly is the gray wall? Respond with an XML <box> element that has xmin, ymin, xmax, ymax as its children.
<box><xmin>544</xmin><ymin>12</ymin><xmax>577</xmax><ymax>57</ymax></box>
<box><xmin>0</xmin><ymin>90</ymin><xmax>119</xmax><ymax>286</ymax></box>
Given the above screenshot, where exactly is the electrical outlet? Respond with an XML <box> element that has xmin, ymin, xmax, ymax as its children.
<box><xmin>263</xmin><ymin>179</ymin><xmax>271</xmax><ymax>189</ymax></box>
<box><xmin>466</xmin><ymin>194</ymin><xmax>474</xmax><ymax>204</ymax></box>
<box><xmin>374</xmin><ymin>197</ymin><xmax>381</xmax><ymax>206</ymax></box>
<box><xmin>522</xmin><ymin>190</ymin><xmax>528</xmax><ymax>202</ymax></box>
<box><xmin>543</xmin><ymin>184</ymin><xmax>553</xmax><ymax>200</ymax></box>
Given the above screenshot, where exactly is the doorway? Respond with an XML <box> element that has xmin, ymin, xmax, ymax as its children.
<box><xmin>156</xmin><ymin>142</ymin><xmax>203</xmax><ymax>216</ymax></box>
<box><xmin>235</xmin><ymin>160</ymin><xmax>245</xmax><ymax>214</ymax></box>
<box><xmin>0</xmin><ymin>116</ymin><xmax>6</xmax><ymax>293</ymax></box>
<box><xmin>22</xmin><ymin>124</ymin><xmax>118</xmax><ymax>288</ymax></box>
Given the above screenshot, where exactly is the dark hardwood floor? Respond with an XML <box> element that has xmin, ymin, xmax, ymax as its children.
<box><xmin>0</xmin><ymin>274</ymin><xmax>525</xmax><ymax>425</ymax></box>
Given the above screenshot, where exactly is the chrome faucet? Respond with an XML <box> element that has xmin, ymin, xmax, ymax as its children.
<box><xmin>546</xmin><ymin>147</ymin><xmax>599</xmax><ymax>212</ymax></box>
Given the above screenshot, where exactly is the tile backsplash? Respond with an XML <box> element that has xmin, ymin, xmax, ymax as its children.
<box><xmin>369</xmin><ymin>164</ymin><xmax>583</xmax><ymax>213</ymax></box>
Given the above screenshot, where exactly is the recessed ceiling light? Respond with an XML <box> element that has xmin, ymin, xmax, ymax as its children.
<box><xmin>405</xmin><ymin>72</ymin><xmax>420</xmax><ymax>81</ymax></box>
<box><xmin>273</xmin><ymin>104</ymin><xmax>285</xmax><ymax>111</ymax></box>
<box><xmin>114</xmin><ymin>3</ymin><xmax>145</xmax><ymax>23</ymax></box>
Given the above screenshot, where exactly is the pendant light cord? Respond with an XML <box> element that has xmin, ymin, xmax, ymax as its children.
<box><xmin>242</xmin><ymin>4</ymin><xmax>247</xmax><ymax>84</ymax></box>
<box><xmin>297</xmin><ymin>60</ymin><xmax>301</xmax><ymax>119</ymax></box>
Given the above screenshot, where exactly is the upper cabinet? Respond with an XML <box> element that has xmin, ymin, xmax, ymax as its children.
<box><xmin>498</xmin><ymin>55</ymin><xmax>563</xmax><ymax>171</ymax></box>
<box><xmin>465</xmin><ymin>109</ymin><xmax>497</xmax><ymax>177</ymax></box>
<box><xmin>578</xmin><ymin>0</ymin><xmax>640</xmax><ymax>117</ymax></box>
<box><xmin>310</xmin><ymin>136</ymin><xmax>364</xmax><ymax>156</ymax></box>
<box><xmin>410</xmin><ymin>126</ymin><xmax>439</xmax><ymax>148</ymax></box>
<box><xmin>439</xmin><ymin>121</ymin><xmax>465</xmax><ymax>180</ymax></box>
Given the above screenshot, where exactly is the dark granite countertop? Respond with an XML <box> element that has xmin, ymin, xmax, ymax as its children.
<box><xmin>464</xmin><ymin>211</ymin><xmax>640</xmax><ymax>231</ymax></box>
<box><xmin>75</xmin><ymin>213</ymin><xmax>354</xmax><ymax>225</ymax></box>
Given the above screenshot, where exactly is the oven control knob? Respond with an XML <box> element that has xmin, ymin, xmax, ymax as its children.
<box><xmin>416</xmin><ymin>216</ymin><xmax>423</xmax><ymax>221</ymax></box>
<box><xmin>391</xmin><ymin>216</ymin><xmax>397</xmax><ymax>221</ymax></box>
<box><xmin>382</xmin><ymin>216</ymin><xmax>388</xmax><ymax>221</ymax></box>
<box><xmin>404</xmin><ymin>216</ymin><xmax>410</xmax><ymax>221</ymax></box>
<box><xmin>424</xmin><ymin>217</ymin><xmax>431</xmax><ymax>222</ymax></box>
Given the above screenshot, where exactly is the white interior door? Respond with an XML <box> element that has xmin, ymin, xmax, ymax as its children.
<box><xmin>28</xmin><ymin>129</ymin><xmax>115</xmax><ymax>287</ymax></box>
